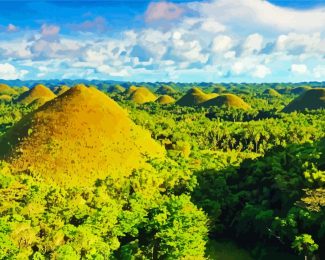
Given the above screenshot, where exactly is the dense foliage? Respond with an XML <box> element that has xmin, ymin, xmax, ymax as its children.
<box><xmin>0</xmin><ymin>82</ymin><xmax>324</xmax><ymax>259</ymax></box>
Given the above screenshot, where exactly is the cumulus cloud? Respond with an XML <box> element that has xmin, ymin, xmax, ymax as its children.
<box><xmin>145</xmin><ymin>1</ymin><xmax>184</xmax><ymax>22</ymax></box>
<box><xmin>291</xmin><ymin>64</ymin><xmax>308</xmax><ymax>74</ymax></box>
<box><xmin>0</xmin><ymin>0</ymin><xmax>324</xmax><ymax>82</ymax></box>
<box><xmin>0</xmin><ymin>63</ymin><xmax>28</xmax><ymax>79</ymax></box>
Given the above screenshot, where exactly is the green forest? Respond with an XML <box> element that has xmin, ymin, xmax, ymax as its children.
<box><xmin>0</xmin><ymin>81</ymin><xmax>324</xmax><ymax>259</ymax></box>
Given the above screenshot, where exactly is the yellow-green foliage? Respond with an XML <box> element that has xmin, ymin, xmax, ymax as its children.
<box><xmin>176</xmin><ymin>87</ymin><xmax>218</xmax><ymax>106</ymax></box>
<box><xmin>53</xmin><ymin>85</ymin><xmax>70</xmax><ymax>96</ymax></box>
<box><xmin>201</xmin><ymin>94</ymin><xmax>251</xmax><ymax>110</ymax></box>
<box><xmin>108</xmin><ymin>85</ymin><xmax>125</xmax><ymax>93</ymax></box>
<box><xmin>16</xmin><ymin>84</ymin><xmax>56</xmax><ymax>105</ymax></box>
<box><xmin>263</xmin><ymin>88</ymin><xmax>281</xmax><ymax>97</ymax></box>
<box><xmin>0</xmin><ymin>95</ymin><xmax>12</xmax><ymax>103</ymax></box>
<box><xmin>156</xmin><ymin>85</ymin><xmax>177</xmax><ymax>95</ymax></box>
<box><xmin>0</xmin><ymin>85</ymin><xmax>164</xmax><ymax>187</ymax></box>
<box><xmin>0</xmin><ymin>84</ymin><xmax>18</xmax><ymax>96</ymax></box>
<box><xmin>283</xmin><ymin>88</ymin><xmax>325</xmax><ymax>112</ymax></box>
<box><xmin>156</xmin><ymin>95</ymin><xmax>176</xmax><ymax>105</ymax></box>
<box><xmin>128</xmin><ymin>87</ymin><xmax>157</xmax><ymax>104</ymax></box>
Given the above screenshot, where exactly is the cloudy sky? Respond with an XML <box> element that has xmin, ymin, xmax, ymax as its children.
<box><xmin>0</xmin><ymin>0</ymin><xmax>324</xmax><ymax>82</ymax></box>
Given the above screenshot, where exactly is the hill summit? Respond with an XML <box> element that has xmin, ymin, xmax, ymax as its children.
<box><xmin>201</xmin><ymin>94</ymin><xmax>251</xmax><ymax>110</ymax></box>
<box><xmin>283</xmin><ymin>88</ymin><xmax>325</xmax><ymax>112</ymax></box>
<box><xmin>128</xmin><ymin>87</ymin><xmax>157</xmax><ymax>104</ymax></box>
<box><xmin>176</xmin><ymin>87</ymin><xmax>218</xmax><ymax>106</ymax></box>
<box><xmin>0</xmin><ymin>85</ymin><xmax>164</xmax><ymax>186</ymax></box>
<box><xmin>0</xmin><ymin>83</ymin><xmax>18</xmax><ymax>96</ymax></box>
<box><xmin>156</xmin><ymin>95</ymin><xmax>176</xmax><ymax>105</ymax></box>
<box><xmin>16</xmin><ymin>84</ymin><xmax>56</xmax><ymax>105</ymax></box>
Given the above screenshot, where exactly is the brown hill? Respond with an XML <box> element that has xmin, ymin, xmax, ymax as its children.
<box><xmin>156</xmin><ymin>85</ymin><xmax>177</xmax><ymax>95</ymax></box>
<box><xmin>128</xmin><ymin>87</ymin><xmax>157</xmax><ymax>104</ymax></box>
<box><xmin>126</xmin><ymin>85</ymin><xmax>138</xmax><ymax>96</ymax></box>
<box><xmin>0</xmin><ymin>85</ymin><xmax>164</xmax><ymax>186</ymax></box>
<box><xmin>283</xmin><ymin>88</ymin><xmax>325</xmax><ymax>112</ymax></box>
<box><xmin>0</xmin><ymin>94</ymin><xmax>12</xmax><ymax>103</ymax></box>
<box><xmin>53</xmin><ymin>85</ymin><xmax>70</xmax><ymax>96</ymax></box>
<box><xmin>263</xmin><ymin>88</ymin><xmax>281</xmax><ymax>97</ymax></box>
<box><xmin>108</xmin><ymin>85</ymin><xmax>125</xmax><ymax>93</ymax></box>
<box><xmin>16</xmin><ymin>84</ymin><xmax>56</xmax><ymax>105</ymax></box>
<box><xmin>176</xmin><ymin>87</ymin><xmax>218</xmax><ymax>106</ymax></box>
<box><xmin>291</xmin><ymin>86</ymin><xmax>311</xmax><ymax>95</ymax></box>
<box><xmin>156</xmin><ymin>95</ymin><xmax>176</xmax><ymax>105</ymax></box>
<box><xmin>201</xmin><ymin>94</ymin><xmax>251</xmax><ymax>110</ymax></box>
<box><xmin>212</xmin><ymin>85</ymin><xmax>227</xmax><ymax>94</ymax></box>
<box><xmin>0</xmin><ymin>83</ymin><xmax>18</xmax><ymax>96</ymax></box>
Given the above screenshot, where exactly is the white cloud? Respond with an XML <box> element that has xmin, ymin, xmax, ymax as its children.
<box><xmin>313</xmin><ymin>65</ymin><xmax>325</xmax><ymax>79</ymax></box>
<box><xmin>252</xmin><ymin>65</ymin><xmax>271</xmax><ymax>78</ymax></box>
<box><xmin>0</xmin><ymin>63</ymin><xmax>28</xmax><ymax>79</ymax></box>
<box><xmin>242</xmin><ymin>33</ymin><xmax>264</xmax><ymax>55</ymax></box>
<box><xmin>291</xmin><ymin>64</ymin><xmax>308</xmax><ymax>74</ymax></box>
<box><xmin>212</xmin><ymin>35</ymin><xmax>233</xmax><ymax>53</ymax></box>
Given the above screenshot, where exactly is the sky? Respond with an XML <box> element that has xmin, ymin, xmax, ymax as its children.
<box><xmin>0</xmin><ymin>0</ymin><xmax>324</xmax><ymax>82</ymax></box>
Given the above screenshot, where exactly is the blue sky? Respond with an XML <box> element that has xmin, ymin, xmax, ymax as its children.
<box><xmin>0</xmin><ymin>0</ymin><xmax>324</xmax><ymax>82</ymax></box>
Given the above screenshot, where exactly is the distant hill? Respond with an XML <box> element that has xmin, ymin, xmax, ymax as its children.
<box><xmin>0</xmin><ymin>83</ymin><xmax>18</xmax><ymax>96</ymax></box>
<box><xmin>108</xmin><ymin>84</ymin><xmax>125</xmax><ymax>93</ymax></box>
<box><xmin>0</xmin><ymin>94</ymin><xmax>12</xmax><ymax>103</ymax></box>
<box><xmin>263</xmin><ymin>88</ymin><xmax>281</xmax><ymax>97</ymax></box>
<box><xmin>156</xmin><ymin>85</ymin><xmax>177</xmax><ymax>95</ymax></box>
<box><xmin>128</xmin><ymin>87</ymin><xmax>157</xmax><ymax>104</ymax></box>
<box><xmin>283</xmin><ymin>88</ymin><xmax>325</xmax><ymax>112</ymax></box>
<box><xmin>212</xmin><ymin>85</ymin><xmax>227</xmax><ymax>94</ymax></box>
<box><xmin>201</xmin><ymin>94</ymin><xmax>251</xmax><ymax>110</ymax></box>
<box><xmin>176</xmin><ymin>87</ymin><xmax>218</xmax><ymax>106</ymax></box>
<box><xmin>16</xmin><ymin>84</ymin><xmax>56</xmax><ymax>105</ymax></box>
<box><xmin>0</xmin><ymin>85</ymin><xmax>164</xmax><ymax>186</ymax></box>
<box><xmin>156</xmin><ymin>95</ymin><xmax>176</xmax><ymax>105</ymax></box>
<box><xmin>53</xmin><ymin>85</ymin><xmax>70</xmax><ymax>96</ymax></box>
<box><xmin>290</xmin><ymin>86</ymin><xmax>312</xmax><ymax>95</ymax></box>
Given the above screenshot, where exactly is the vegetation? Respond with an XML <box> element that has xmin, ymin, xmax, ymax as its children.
<box><xmin>0</xmin><ymin>81</ymin><xmax>324</xmax><ymax>259</ymax></box>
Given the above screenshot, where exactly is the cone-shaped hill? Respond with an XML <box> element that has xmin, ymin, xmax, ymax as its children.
<box><xmin>212</xmin><ymin>85</ymin><xmax>227</xmax><ymax>94</ymax></box>
<box><xmin>0</xmin><ymin>85</ymin><xmax>164</xmax><ymax>186</ymax></box>
<box><xmin>16</xmin><ymin>84</ymin><xmax>56</xmax><ymax>105</ymax></box>
<box><xmin>108</xmin><ymin>84</ymin><xmax>125</xmax><ymax>93</ymax></box>
<box><xmin>156</xmin><ymin>95</ymin><xmax>176</xmax><ymax>105</ymax></box>
<box><xmin>263</xmin><ymin>88</ymin><xmax>281</xmax><ymax>97</ymax></box>
<box><xmin>53</xmin><ymin>85</ymin><xmax>70</xmax><ymax>96</ymax></box>
<box><xmin>128</xmin><ymin>87</ymin><xmax>157</xmax><ymax>104</ymax></box>
<box><xmin>291</xmin><ymin>86</ymin><xmax>311</xmax><ymax>95</ymax></box>
<box><xmin>283</xmin><ymin>88</ymin><xmax>325</xmax><ymax>113</ymax></box>
<box><xmin>156</xmin><ymin>85</ymin><xmax>177</xmax><ymax>95</ymax></box>
<box><xmin>176</xmin><ymin>87</ymin><xmax>218</xmax><ymax>106</ymax></box>
<box><xmin>0</xmin><ymin>83</ymin><xmax>18</xmax><ymax>96</ymax></box>
<box><xmin>0</xmin><ymin>94</ymin><xmax>12</xmax><ymax>103</ymax></box>
<box><xmin>126</xmin><ymin>85</ymin><xmax>138</xmax><ymax>96</ymax></box>
<box><xmin>201</xmin><ymin>94</ymin><xmax>251</xmax><ymax>110</ymax></box>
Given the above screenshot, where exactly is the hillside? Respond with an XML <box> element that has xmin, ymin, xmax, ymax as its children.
<box><xmin>201</xmin><ymin>94</ymin><xmax>251</xmax><ymax>110</ymax></box>
<box><xmin>263</xmin><ymin>88</ymin><xmax>281</xmax><ymax>97</ymax></box>
<box><xmin>156</xmin><ymin>85</ymin><xmax>177</xmax><ymax>95</ymax></box>
<box><xmin>108</xmin><ymin>84</ymin><xmax>125</xmax><ymax>93</ymax></box>
<box><xmin>156</xmin><ymin>95</ymin><xmax>176</xmax><ymax>105</ymax></box>
<box><xmin>176</xmin><ymin>87</ymin><xmax>218</xmax><ymax>106</ymax></box>
<box><xmin>283</xmin><ymin>88</ymin><xmax>325</xmax><ymax>112</ymax></box>
<box><xmin>0</xmin><ymin>85</ymin><xmax>164</xmax><ymax>186</ymax></box>
<box><xmin>53</xmin><ymin>85</ymin><xmax>70</xmax><ymax>96</ymax></box>
<box><xmin>16</xmin><ymin>84</ymin><xmax>56</xmax><ymax>105</ymax></box>
<box><xmin>128</xmin><ymin>87</ymin><xmax>157</xmax><ymax>104</ymax></box>
<box><xmin>0</xmin><ymin>83</ymin><xmax>18</xmax><ymax>96</ymax></box>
